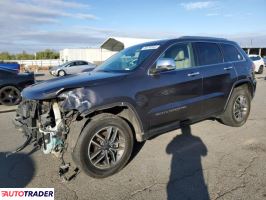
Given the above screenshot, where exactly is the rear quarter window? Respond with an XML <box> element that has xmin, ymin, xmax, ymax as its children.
<box><xmin>193</xmin><ymin>42</ymin><xmax>223</xmax><ymax>66</ymax></box>
<box><xmin>220</xmin><ymin>43</ymin><xmax>243</xmax><ymax>62</ymax></box>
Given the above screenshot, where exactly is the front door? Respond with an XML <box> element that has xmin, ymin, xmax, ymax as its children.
<box><xmin>136</xmin><ymin>43</ymin><xmax>204</xmax><ymax>129</ymax></box>
<box><xmin>67</xmin><ymin>61</ymin><xmax>80</xmax><ymax>74</ymax></box>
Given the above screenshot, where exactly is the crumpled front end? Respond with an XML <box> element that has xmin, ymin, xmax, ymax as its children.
<box><xmin>12</xmin><ymin>94</ymin><xmax>88</xmax><ymax>180</ymax></box>
<box><xmin>14</xmin><ymin>100</ymin><xmax>69</xmax><ymax>153</ymax></box>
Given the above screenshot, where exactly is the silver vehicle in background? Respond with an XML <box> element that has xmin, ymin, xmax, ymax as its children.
<box><xmin>50</xmin><ymin>60</ymin><xmax>96</xmax><ymax>76</ymax></box>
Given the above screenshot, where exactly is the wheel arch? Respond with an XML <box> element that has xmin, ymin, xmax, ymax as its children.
<box><xmin>67</xmin><ymin>102</ymin><xmax>145</xmax><ymax>156</ymax></box>
<box><xmin>0</xmin><ymin>84</ymin><xmax>20</xmax><ymax>91</ymax></box>
<box><xmin>224</xmin><ymin>79</ymin><xmax>254</xmax><ymax>111</ymax></box>
<box><xmin>84</xmin><ymin>102</ymin><xmax>144</xmax><ymax>142</ymax></box>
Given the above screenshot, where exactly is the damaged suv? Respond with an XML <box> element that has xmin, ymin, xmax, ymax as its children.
<box><xmin>13</xmin><ymin>36</ymin><xmax>256</xmax><ymax>179</ymax></box>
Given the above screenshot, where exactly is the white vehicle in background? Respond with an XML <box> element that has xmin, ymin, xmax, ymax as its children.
<box><xmin>49</xmin><ymin>60</ymin><xmax>96</xmax><ymax>77</ymax></box>
<box><xmin>248</xmin><ymin>54</ymin><xmax>265</xmax><ymax>74</ymax></box>
<box><xmin>263</xmin><ymin>56</ymin><xmax>266</xmax><ymax>66</ymax></box>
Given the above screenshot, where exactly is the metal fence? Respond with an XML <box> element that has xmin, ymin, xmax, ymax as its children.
<box><xmin>6</xmin><ymin>59</ymin><xmax>62</xmax><ymax>68</ymax></box>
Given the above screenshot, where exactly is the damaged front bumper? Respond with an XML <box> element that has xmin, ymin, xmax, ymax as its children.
<box><xmin>11</xmin><ymin>100</ymin><xmax>39</xmax><ymax>154</ymax></box>
<box><xmin>12</xmin><ymin>99</ymin><xmax>80</xmax><ymax>181</ymax></box>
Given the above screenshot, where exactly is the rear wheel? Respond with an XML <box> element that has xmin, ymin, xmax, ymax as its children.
<box><xmin>0</xmin><ymin>86</ymin><xmax>21</xmax><ymax>106</ymax></box>
<box><xmin>220</xmin><ymin>86</ymin><xmax>251</xmax><ymax>127</ymax></box>
<box><xmin>74</xmin><ymin>113</ymin><xmax>134</xmax><ymax>178</ymax></box>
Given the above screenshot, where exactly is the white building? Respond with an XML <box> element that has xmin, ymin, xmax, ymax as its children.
<box><xmin>59</xmin><ymin>48</ymin><xmax>116</xmax><ymax>65</ymax></box>
<box><xmin>59</xmin><ymin>37</ymin><xmax>156</xmax><ymax>64</ymax></box>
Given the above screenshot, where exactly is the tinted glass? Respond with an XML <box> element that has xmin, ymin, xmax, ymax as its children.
<box><xmin>160</xmin><ymin>43</ymin><xmax>193</xmax><ymax>69</ymax></box>
<box><xmin>76</xmin><ymin>61</ymin><xmax>87</xmax><ymax>65</ymax></box>
<box><xmin>69</xmin><ymin>62</ymin><xmax>77</xmax><ymax>67</ymax></box>
<box><xmin>221</xmin><ymin>43</ymin><xmax>243</xmax><ymax>62</ymax></box>
<box><xmin>194</xmin><ymin>42</ymin><xmax>223</xmax><ymax>65</ymax></box>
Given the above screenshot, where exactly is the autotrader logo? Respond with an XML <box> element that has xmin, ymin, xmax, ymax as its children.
<box><xmin>0</xmin><ymin>188</ymin><xmax>54</xmax><ymax>200</ymax></box>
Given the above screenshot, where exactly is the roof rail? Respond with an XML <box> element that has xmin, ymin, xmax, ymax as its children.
<box><xmin>179</xmin><ymin>36</ymin><xmax>228</xmax><ymax>41</ymax></box>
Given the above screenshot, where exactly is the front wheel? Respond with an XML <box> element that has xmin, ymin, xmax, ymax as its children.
<box><xmin>74</xmin><ymin>113</ymin><xmax>134</xmax><ymax>178</ymax></box>
<box><xmin>220</xmin><ymin>86</ymin><xmax>251</xmax><ymax>127</ymax></box>
<box><xmin>58</xmin><ymin>70</ymin><xmax>66</xmax><ymax>76</ymax></box>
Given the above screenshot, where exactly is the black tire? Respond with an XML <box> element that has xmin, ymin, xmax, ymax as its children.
<box><xmin>258</xmin><ymin>65</ymin><xmax>264</xmax><ymax>74</ymax></box>
<box><xmin>0</xmin><ymin>86</ymin><xmax>21</xmax><ymax>106</ymax></box>
<box><xmin>58</xmin><ymin>70</ymin><xmax>66</xmax><ymax>76</ymax></box>
<box><xmin>74</xmin><ymin>113</ymin><xmax>134</xmax><ymax>178</ymax></box>
<box><xmin>220</xmin><ymin>86</ymin><xmax>251</xmax><ymax>127</ymax></box>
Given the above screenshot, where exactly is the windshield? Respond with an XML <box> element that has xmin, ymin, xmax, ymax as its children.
<box><xmin>96</xmin><ymin>43</ymin><xmax>160</xmax><ymax>72</ymax></box>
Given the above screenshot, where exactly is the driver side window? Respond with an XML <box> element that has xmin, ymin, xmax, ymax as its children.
<box><xmin>68</xmin><ymin>62</ymin><xmax>76</xmax><ymax>67</ymax></box>
<box><xmin>160</xmin><ymin>43</ymin><xmax>194</xmax><ymax>70</ymax></box>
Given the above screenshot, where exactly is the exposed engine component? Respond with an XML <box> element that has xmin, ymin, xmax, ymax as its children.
<box><xmin>11</xmin><ymin>99</ymin><xmax>79</xmax><ymax>180</ymax></box>
<box><xmin>39</xmin><ymin>102</ymin><xmax>65</xmax><ymax>155</ymax></box>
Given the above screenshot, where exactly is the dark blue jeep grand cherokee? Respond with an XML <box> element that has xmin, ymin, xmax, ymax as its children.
<box><xmin>13</xmin><ymin>36</ymin><xmax>256</xmax><ymax>178</ymax></box>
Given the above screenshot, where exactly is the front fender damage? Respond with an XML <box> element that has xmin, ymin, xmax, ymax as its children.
<box><xmin>58</xmin><ymin>88</ymin><xmax>94</xmax><ymax>114</ymax></box>
<box><xmin>11</xmin><ymin>87</ymin><xmax>94</xmax><ymax>181</ymax></box>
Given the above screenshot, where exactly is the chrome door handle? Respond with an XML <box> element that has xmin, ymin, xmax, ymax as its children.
<box><xmin>224</xmin><ymin>66</ymin><xmax>233</xmax><ymax>70</ymax></box>
<box><xmin>187</xmin><ymin>72</ymin><xmax>200</xmax><ymax>77</ymax></box>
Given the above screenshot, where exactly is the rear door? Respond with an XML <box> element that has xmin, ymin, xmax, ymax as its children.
<box><xmin>79</xmin><ymin>61</ymin><xmax>91</xmax><ymax>72</ymax></box>
<box><xmin>138</xmin><ymin>43</ymin><xmax>204</xmax><ymax>128</ymax></box>
<box><xmin>193</xmin><ymin>42</ymin><xmax>238</xmax><ymax>115</ymax></box>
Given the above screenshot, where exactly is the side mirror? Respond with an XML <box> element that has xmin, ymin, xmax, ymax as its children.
<box><xmin>154</xmin><ymin>58</ymin><xmax>176</xmax><ymax>74</ymax></box>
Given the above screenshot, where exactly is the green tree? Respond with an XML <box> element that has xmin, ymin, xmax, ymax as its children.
<box><xmin>0</xmin><ymin>52</ymin><xmax>15</xmax><ymax>60</ymax></box>
<box><xmin>0</xmin><ymin>49</ymin><xmax>59</xmax><ymax>60</ymax></box>
<box><xmin>36</xmin><ymin>49</ymin><xmax>59</xmax><ymax>59</ymax></box>
<box><xmin>15</xmin><ymin>51</ymin><xmax>35</xmax><ymax>60</ymax></box>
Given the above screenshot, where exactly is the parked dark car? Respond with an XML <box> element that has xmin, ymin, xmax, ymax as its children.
<box><xmin>0</xmin><ymin>67</ymin><xmax>35</xmax><ymax>106</ymax></box>
<box><xmin>13</xmin><ymin>36</ymin><xmax>256</xmax><ymax>179</ymax></box>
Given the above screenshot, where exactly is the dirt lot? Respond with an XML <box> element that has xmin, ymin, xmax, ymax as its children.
<box><xmin>0</xmin><ymin>72</ymin><xmax>266</xmax><ymax>200</ymax></box>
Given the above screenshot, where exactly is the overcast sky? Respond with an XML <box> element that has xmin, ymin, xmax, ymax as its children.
<box><xmin>0</xmin><ymin>0</ymin><xmax>266</xmax><ymax>53</ymax></box>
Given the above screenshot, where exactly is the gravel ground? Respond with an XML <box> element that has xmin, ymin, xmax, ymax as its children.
<box><xmin>0</xmin><ymin>72</ymin><xmax>265</xmax><ymax>200</ymax></box>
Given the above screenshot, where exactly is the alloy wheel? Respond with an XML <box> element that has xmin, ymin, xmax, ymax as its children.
<box><xmin>88</xmin><ymin>126</ymin><xmax>125</xmax><ymax>169</ymax></box>
<box><xmin>233</xmin><ymin>95</ymin><xmax>248</xmax><ymax>122</ymax></box>
<box><xmin>0</xmin><ymin>86</ymin><xmax>21</xmax><ymax>106</ymax></box>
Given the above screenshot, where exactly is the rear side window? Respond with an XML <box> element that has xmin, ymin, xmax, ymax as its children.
<box><xmin>78</xmin><ymin>61</ymin><xmax>88</xmax><ymax>65</ymax></box>
<box><xmin>220</xmin><ymin>43</ymin><xmax>243</xmax><ymax>62</ymax></box>
<box><xmin>193</xmin><ymin>42</ymin><xmax>223</xmax><ymax>66</ymax></box>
